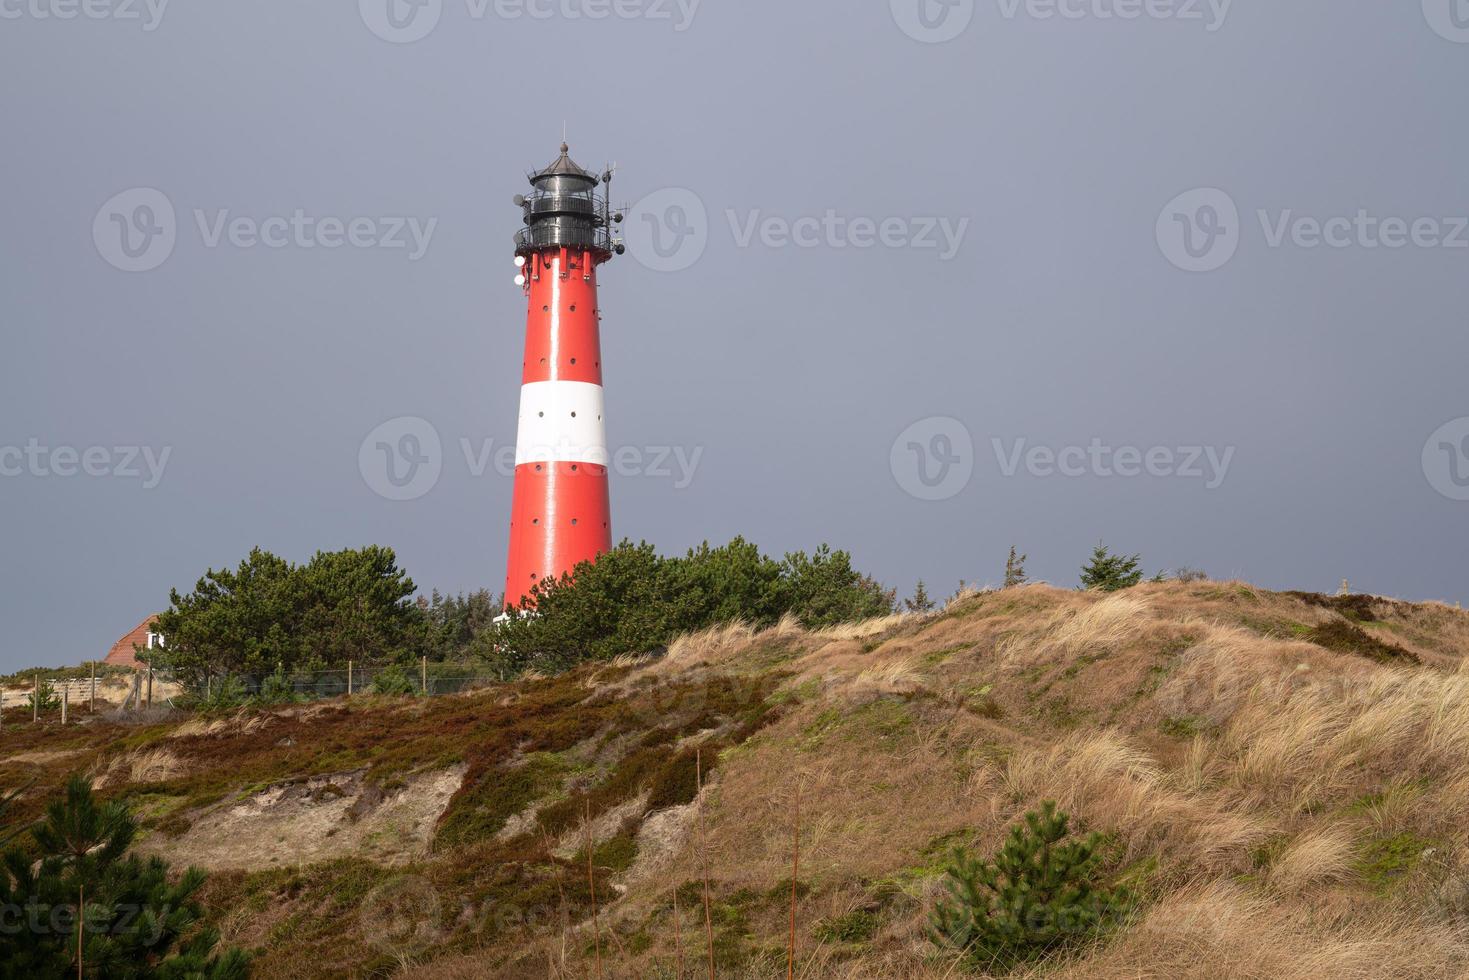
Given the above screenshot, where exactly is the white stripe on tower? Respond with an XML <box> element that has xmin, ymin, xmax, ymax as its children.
<box><xmin>513</xmin><ymin>380</ymin><xmax>608</xmax><ymax>466</ymax></box>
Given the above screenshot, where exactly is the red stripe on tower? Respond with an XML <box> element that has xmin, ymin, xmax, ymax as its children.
<box><xmin>504</xmin><ymin>144</ymin><xmax>625</xmax><ymax>605</ymax></box>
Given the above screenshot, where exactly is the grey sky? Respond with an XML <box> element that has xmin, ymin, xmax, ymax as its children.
<box><xmin>2</xmin><ymin>1</ymin><xmax>1466</xmax><ymax>671</ymax></box>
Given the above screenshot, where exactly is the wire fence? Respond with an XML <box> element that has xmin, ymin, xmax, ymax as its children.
<box><xmin>0</xmin><ymin>659</ymin><xmax>508</xmax><ymax>725</ymax></box>
<box><xmin>197</xmin><ymin>661</ymin><xmax>508</xmax><ymax>701</ymax></box>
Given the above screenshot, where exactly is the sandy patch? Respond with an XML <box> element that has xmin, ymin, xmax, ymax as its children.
<box><xmin>136</xmin><ymin>764</ymin><xmax>466</xmax><ymax>870</ymax></box>
<box><xmin>1</xmin><ymin>748</ymin><xmax>87</xmax><ymax>766</ymax></box>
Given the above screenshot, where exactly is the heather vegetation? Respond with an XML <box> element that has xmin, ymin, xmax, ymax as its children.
<box><xmin>7</xmin><ymin>573</ymin><xmax>1469</xmax><ymax>978</ymax></box>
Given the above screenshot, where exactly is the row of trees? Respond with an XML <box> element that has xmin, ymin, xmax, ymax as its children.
<box><xmin>149</xmin><ymin>546</ymin><xmax>421</xmax><ymax>689</ymax></box>
<box><xmin>147</xmin><ymin>539</ymin><xmax>894</xmax><ymax>684</ymax></box>
<box><xmin>495</xmin><ymin>538</ymin><xmax>894</xmax><ymax>673</ymax></box>
<box><xmin>902</xmin><ymin>543</ymin><xmax>1205</xmax><ymax>611</ymax></box>
<box><xmin>148</xmin><ymin>539</ymin><xmax>1201</xmax><ymax>685</ymax></box>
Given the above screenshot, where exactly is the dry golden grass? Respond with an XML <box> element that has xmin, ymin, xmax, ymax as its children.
<box><xmin>1269</xmin><ymin>826</ymin><xmax>1356</xmax><ymax>892</ymax></box>
<box><xmin>36</xmin><ymin>578</ymin><xmax>1469</xmax><ymax>979</ymax></box>
<box><xmin>997</xmin><ymin>732</ymin><xmax>1272</xmax><ymax>876</ymax></box>
<box><xmin>96</xmin><ymin>746</ymin><xmax>185</xmax><ymax>786</ymax></box>
<box><xmin>1034</xmin><ymin>882</ymin><xmax>1469</xmax><ymax>980</ymax></box>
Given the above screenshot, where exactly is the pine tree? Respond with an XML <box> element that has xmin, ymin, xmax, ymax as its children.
<box><xmin>1079</xmin><ymin>542</ymin><xmax>1143</xmax><ymax>592</ymax></box>
<box><xmin>25</xmin><ymin>679</ymin><xmax>61</xmax><ymax>715</ymax></box>
<box><xmin>1003</xmin><ymin>547</ymin><xmax>1029</xmax><ymax>589</ymax></box>
<box><xmin>0</xmin><ymin>775</ymin><xmax>249</xmax><ymax>978</ymax></box>
<box><xmin>930</xmin><ymin>801</ymin><xmax>1131</xmax><ymax>971</ymax></box>
<box><xmin>905</xmin><ymin>580</ymin><xmax>935</xmax><ymax>613</ymax></box>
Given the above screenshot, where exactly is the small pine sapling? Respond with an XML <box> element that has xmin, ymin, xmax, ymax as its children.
<box><xmin>930</xmin><ymin>801</ymin><xmax>1131</xmax><ymax>971</ymax></box>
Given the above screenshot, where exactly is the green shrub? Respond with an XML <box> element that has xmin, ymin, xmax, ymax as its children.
<box><xmin>0</xmin><ymin>775</ymin><xmax>249</xmax><ymax>977</ymax></box>
<box><xmin>930</xmin><ymin>801</ymin><xmax>1131</xmax><ymax>972</ymax></box>
<box><xmin>151</xmin><ymin>545</ymin><xmax>420</xmax><ymax>687</ymax></box>
<box><xmin>1079</xmin><ymin>543</ymin><xmax>1144</xmax><ymax>592</ymax></box>
<box><xmin>24</xmin><ymin>679</ymin><xmax>61</xmax><ymax>714</ymax></box>
<box><xmin>814</xmin><ymin>908</ymin><xmax>880</xmax><ymax>944</ymax></box>
<box><xmin>494</xmin><ymin>537</ymin><xmax>893</xmax><ymax>672</ymax></box>
<box><xmin>256</xmin><ymin>665</ymin><xmax>306</xmax><ymax>705</ymax></box>
<box><xmin>370</xmin><ymin>665</ymin><xmax>417</xmax><ymax>696</ymax></box>
<box><xmin>193</xmin><ymin>675</ymin><xmax>248</xmax><ymax>711</ymax></box>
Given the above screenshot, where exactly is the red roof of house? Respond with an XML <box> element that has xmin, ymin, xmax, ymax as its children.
<box><xmin>104</xmin><ymin>616</ymin><xmax>159</xmax><ymax>668</ymax></box>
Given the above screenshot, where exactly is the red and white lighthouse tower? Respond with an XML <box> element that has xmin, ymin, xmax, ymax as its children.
<box><xmin>504</xmin><ymin>143</ymin><xmax>624</xmax><ymax>605</ymax></box>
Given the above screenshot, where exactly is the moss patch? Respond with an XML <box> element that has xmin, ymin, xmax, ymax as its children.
<box><xmin>1354</xmin><ymin>833</ymin><xmax>1435</xmax><ymax>892</ymax></box>
<box><xmin>1307</xmin><ymin>620</ymin><xmax>1419</xmax><ymax>666</ymax></box>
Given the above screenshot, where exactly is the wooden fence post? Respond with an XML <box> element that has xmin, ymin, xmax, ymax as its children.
<box><xmin>33</xmin><ymin>674</ymin><xmax>39</xmax><ymax>724</ymax></box>
<box><xmin>347</xmin><ymin>661</ymin><xmax>353</xmax><ymax>697</ymax></box>
<box><xmin>145</xmin><ymin>668</ymin><xmax>153</xmax><ymax>709</ymax></box>
<box><xmin>90</xmin><ymin>663</ymin><xmax>96</xmax><ymax>713</ymax></box>
<box><xmin>61</xmin><ymin>685</ymin><xmax>68</xmax><ymax>725</ymax></box>
<box><xmin>421</xmin><ymin>656</ymin><xmax>427</xmax><ymax>695</ymax></box>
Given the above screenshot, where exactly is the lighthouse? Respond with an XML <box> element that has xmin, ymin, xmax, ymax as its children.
<box><xmin>504</xmin><ymin>143</ymin><xmax>624</xmax><ymax>605</ymax></box>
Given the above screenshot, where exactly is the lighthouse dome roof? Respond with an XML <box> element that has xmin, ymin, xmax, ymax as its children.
<box><xmin>532</xmin><ymin>143</ymin><xmax>597</xmax><ymax>184</ymax></box>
